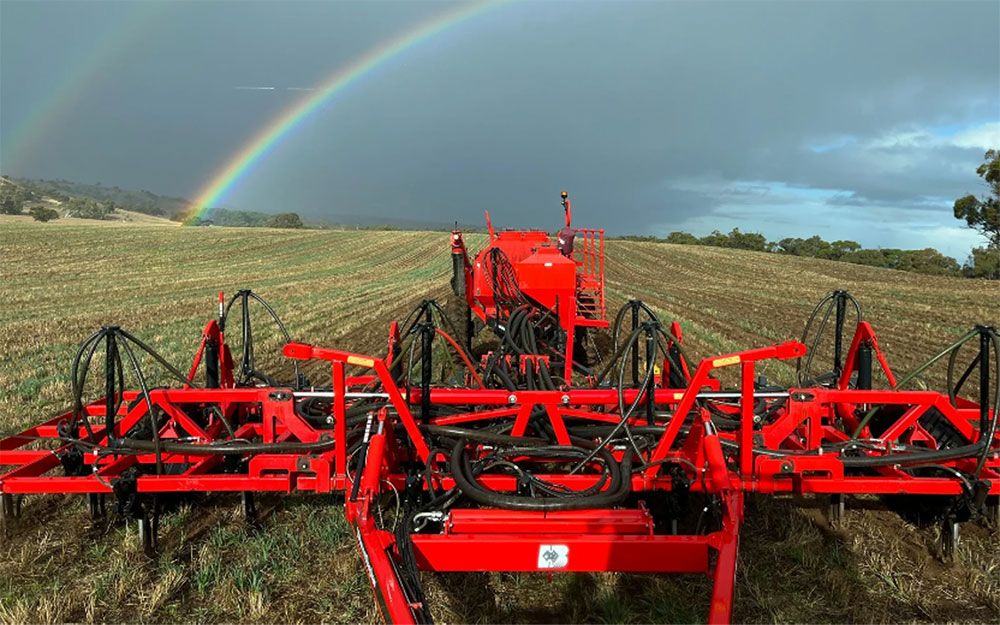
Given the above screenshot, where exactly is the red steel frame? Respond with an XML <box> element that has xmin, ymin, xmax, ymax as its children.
<box><xmin>1</xmin><ymin>304</ymin><xmax>996</xmax><ymax>625</ymax></box>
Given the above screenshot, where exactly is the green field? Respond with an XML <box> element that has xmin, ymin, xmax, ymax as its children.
<box><xmin>1</xmin><ymin>219</ymin><xmax>998</xmax><ymax>623</ymax></box>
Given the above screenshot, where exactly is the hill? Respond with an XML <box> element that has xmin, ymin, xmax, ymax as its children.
<box><xmin>3</xmin><ymin>176</ymin><xmax>484</xmax><ymax>231</ymax></box>
<box><xmin>8</xmin><ymin>176</ymin><xmax>194</xmax><ymax>218</ymax></box>
<box><xmin>0</xmin><ymin>222</ymin><xmax>997</xmax><ymax>623</ymax></box>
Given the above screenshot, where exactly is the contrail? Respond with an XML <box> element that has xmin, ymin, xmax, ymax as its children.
<box><xmin>234</xmin><ymin>86</ymin><xmax>276</xmax><ymax>90</ymax></box>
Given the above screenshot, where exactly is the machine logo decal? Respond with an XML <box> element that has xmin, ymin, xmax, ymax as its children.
<box><xmin>538</xmin><ymin>544</ymin><xmax>569</xmax><ymax>569</ymax></box>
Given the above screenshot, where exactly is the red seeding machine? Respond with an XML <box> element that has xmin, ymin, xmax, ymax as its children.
<box><xmin>1</xmin><ymin>192</ymin><xmax>998</xmax><ymax>624</ymax></box>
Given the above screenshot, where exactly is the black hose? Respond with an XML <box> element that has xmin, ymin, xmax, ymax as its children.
<box><xmin>117</xmin><ymin>337</ymin><xmax>164</xmax><ymax>474</ymax></box>
<box><xmin>797</xmin><ymin>291</ymin><xmax>863</xmax><ymax>386</ymax></box>
<box><xmin>103</xmin><ymin>437</ymin><xmax>337</xmax><ymax>456</ymax></box>
<box><xmin>973</xmin><ymin>329</ymin><xmax>1000</xmax><ymax>477</ymax></box>
<box><xmin>222</xmin><ymin>290</ymin><xmax>301</xmax><ymax>388</ymax></box>
<box><xmin>422</xmin><ymin>424</ymin><xmax>550</xmax><ymax>447</ymax></box>
<box><xmin>449</xmin><ymin>437</ymin><xmax>631</xmax><ymax>510</ymax></box>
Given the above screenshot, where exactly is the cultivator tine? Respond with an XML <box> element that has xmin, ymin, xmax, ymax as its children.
<box><xmin>138</xmin><ymin>511</ymin><xmax>157</xmax><ymax>557</ymax></box>
<box><xmin>145</xmin><ymin>496</ymin><xmax>164</xmax><ymax>556</ymax></box>
<box><xmin>941</xmin><ymin>518</ymin><xmax>960</xmax><ymax>562</ymax></box>
<box><xmin>985</xmin><ymin>496</ymin><xmax>1000</xmax><ymax>529</ymax></box>
<box><xmin>242</xmin><ymin>491</ymin><xmax>258</xmax><ymax>525</ymax></box>
<box><xmin>1</xmin><ymin>493</ymin><xmax>22</xmax><ymax>530</ymax></box>
<box><xmin>88</xmin><ymin>493</ymin><xmax>107</xmax><ymax>521</ymax></box>
<box><xmin>828</xmin><ymin>493</ymin><xmax>846</xmax><ymax>526</ymax></box>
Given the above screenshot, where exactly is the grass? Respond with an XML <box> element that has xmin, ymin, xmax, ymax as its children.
<box><xmin>0</xmin><ymin>220</ymin><xmax>998</xmax><ymax>623</ymax></box>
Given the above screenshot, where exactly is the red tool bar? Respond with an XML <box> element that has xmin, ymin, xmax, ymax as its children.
<box><xmin>411</xmin><ymin>533</ymin><xmax>713</xmax><ymax>573</ymax></box>
<box><xmin>445</xmin><ymin>508</ymin><xmax>654</xmax><ymax>535</ymax></box>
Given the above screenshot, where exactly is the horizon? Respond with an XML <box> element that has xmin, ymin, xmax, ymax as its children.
<box><xmin>1</xmin><ymin>171</ymin><xmax>988</xmax><ymax>263</ymax></box>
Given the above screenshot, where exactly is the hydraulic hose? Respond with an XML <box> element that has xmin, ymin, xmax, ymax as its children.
<box><xmin>449</xmin><ymin>437</ymin><xmax>632</xmax><ymax>511</ymax></box>
<box><xmin>102</xmin><ymin>437</ymin><xmax>337</xmax><ymax>456</ymax></box>
<box><xmin>222</xmin><ymin>290</ymin><xmax>302</xmax><ymax>388</ymax></box>
<box><xmin>422</xmin><ymin>424</ymin><xmax>550</xmax><ymax>447</ymax></box>
<box><xmin>797</xmin><ymin>291</ymin><xmax>863</xmax><ymax>386</ymax></box>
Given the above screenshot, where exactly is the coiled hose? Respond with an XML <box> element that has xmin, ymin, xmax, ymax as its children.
<box><xmin>449</xmin><ymin>436</ymin><xmax>632</xmax><ymax>511</ymax></box>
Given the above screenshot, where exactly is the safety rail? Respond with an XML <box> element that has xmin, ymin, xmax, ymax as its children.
<box><xmin>572</xmin><ymin>227</ymin><xmax>605</xmax><ymax>323</ymax></box>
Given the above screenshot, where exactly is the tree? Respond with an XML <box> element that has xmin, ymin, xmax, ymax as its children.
<box><xmin>777</xmin><ymin>235</ymin><xmax>830</xmax><ymax>258</ymax></box>
<box><xmin>268</xmin><ymin>212</ymin><xmax>304</xmax><ymax>229</ymax></box>
<box><xmin>899</xmin><ymin>248</ymin><xmax>961</xmax><ymax>276</ymax></box>
<box><xmin>827</xmin><ymin>240</ymin><xmax>861</xmax><ymax>260</ymax></box>
<box><xmin>64</xmin><ymin>198</ymin><xmax>113</xmax><ymax>220</ymax></box>
<box><xmin>0</xmin><ymin>194</ymin><xmax>22</xmax><ymax>215</ymax></box>
<box><xmin>953</xmin><ymin>149</ymin><xmax>1000</xmax><ymax>248</ymax></box>
<box><xmin>963</xmin><ymin>246</ymin><xmax>1000</xmax><ymax>279</ymax></box>
<box><xmin>29</xmin><ymin>206</ymin><xmax>59</xmax><ymax>222</ymax></box>
<box><xmin>724</xmin><ymin>228</ymin><xmax>769</xmax><ymax>252</ymax></box>
<box><xmin>0</xmin><ymin>185</ymin><xmax>30</xmax><ymax>215</ymax></box>
<box><xmin>664</xmin><ymin>231</ymin><xmax>698</xmax><ymax>245</ymax></box>
<box><xmin>698</xmin><ymin>230</ymin><xmax>730</xmax><ymax>248</ymax></box>
<box><xmin>841</xmin><ymin>248</ymin><xmax>894</xmax><ymax>270</ymax></box>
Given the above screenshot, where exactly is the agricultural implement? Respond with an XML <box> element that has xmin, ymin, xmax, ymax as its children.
<box><xmin>1</xmin><ymin>193</ymin><xmax>998</xmax><ymax>624</ymax></box>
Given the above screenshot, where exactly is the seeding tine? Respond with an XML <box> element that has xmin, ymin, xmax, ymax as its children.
<box><xmin>828</xmin><ymin>493</ymin><xmax>846</xmax><ymax>526</ymax></box>
<box><xmin>985</xmin><ymin>496</ymin><xmax>1000</xmax><ymax>530</ymax></box>
<box><xmin>138</xmin><ymin>497</ymin><xmax>161</xmax><ymax>557</ymax></box>
<box><xmin>138</xmin><ymin>515</ymin><xmax>156</xmax><ymax>557</ymax></box>
<box><xmin>242</xmin><ymin>491</ymin><xmax>258</xmax><ymax>525</ymax></box>
<box><xmin>88</xmin><ymin>493</ymin><xmax>107</xmax><ymax>521</ymax></box>
<box><xmin>1</xmin><ymin>493</ymin><xmax>23</xmax><ymax>531</ymax></box>
<box><xmin>941</xmin><ymin>518</ymin><xmax>960</xmax><ymax>562</ymax></box>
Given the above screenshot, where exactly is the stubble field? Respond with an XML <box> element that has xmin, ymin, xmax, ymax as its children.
<box><xmin>0</xmin><ymin>219</ymin><xmax>997</xmax><ymax>623</ymax></box>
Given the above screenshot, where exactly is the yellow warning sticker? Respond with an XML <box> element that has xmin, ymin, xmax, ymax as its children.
<box><xmin>347</xmin><ymin>355</ymin><xmax>375</xmax><ymax>368</ymax></box>
<box><xmin>712</xmin><ymin>355</ymin><xmax>741</xmax><ymax>368</ymax></box>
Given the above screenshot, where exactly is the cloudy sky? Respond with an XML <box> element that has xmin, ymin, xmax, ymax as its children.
<box><xmin>2</xmin><ymin>0</ymin><xmax>998</xmax><ymax>259</ymax></box>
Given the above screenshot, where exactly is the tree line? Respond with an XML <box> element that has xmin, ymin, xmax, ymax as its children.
<box><xmin>618</xmin><ymin>150</ymin><xmax>999</xmax><ymax>280</ymax></box>
<box><xmin>617</xmin><ymin>229</ymin><xmax>994</xmax><ymax>278</ymax></box>
<box><xmin>185</xmin><ymin>208</ymin><xmax>305</xmax><ymax>229</ymax></box>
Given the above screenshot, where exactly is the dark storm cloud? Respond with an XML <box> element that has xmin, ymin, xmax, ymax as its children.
<box><xmin>1</xmin><ymin>1</ymin><xmax>997</xmax><ymax>257</ymax></box>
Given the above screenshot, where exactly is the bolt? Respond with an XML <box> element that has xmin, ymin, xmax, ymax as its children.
<box><xmin>508</xmin><ymin>394</ymin><xmax>517</xmax><ymax>404</ymax></box>
<box><xmin>561</xmin><ymin>394</ymin><xmax>570</xmax><ymax>405</ymax></box>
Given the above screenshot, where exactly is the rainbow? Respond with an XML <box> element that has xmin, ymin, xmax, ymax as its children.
<box><xmin>4</xmin><ymin>3</ymin><xmax>169</xmax><ymax>170</ymax></box>
<box><xmin>189</xmin><ymin>1</ymin><xmax>499</xmax><ymax>219</ymax></box>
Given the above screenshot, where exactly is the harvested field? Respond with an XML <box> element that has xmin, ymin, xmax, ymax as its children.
<box><xmin>0</xmin><ymin>221</ymin><xmax>997</xmax><ymax>623</ymax></box>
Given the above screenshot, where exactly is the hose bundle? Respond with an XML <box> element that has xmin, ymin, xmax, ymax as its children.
<box><xmin>482</xmin><ymin>247</ymin><xmax>527</xmax><ymax>311</ymax></box>
<box><xmin>68</xmin><ymin>325</ymin><xmax>197</xmax><ymax>474</ymax></box>
<box><xmin>421</xmin><ymin>423</ymin><xmax>633</xmax><ymax>511</ymax></box>
<box><xmin>449</xmin><ymin>437</ymin><xmax>632</xmax><ymax>510</ymax></box>
<box><xmin>221</xmin><ymin>289</ymin><xmax>303</xmax><ymax>388</ymax></box>
<box><xmin>797</xmin><ymin>290</ymin><xmax>863</xmax><ymax>386</ymax></box>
